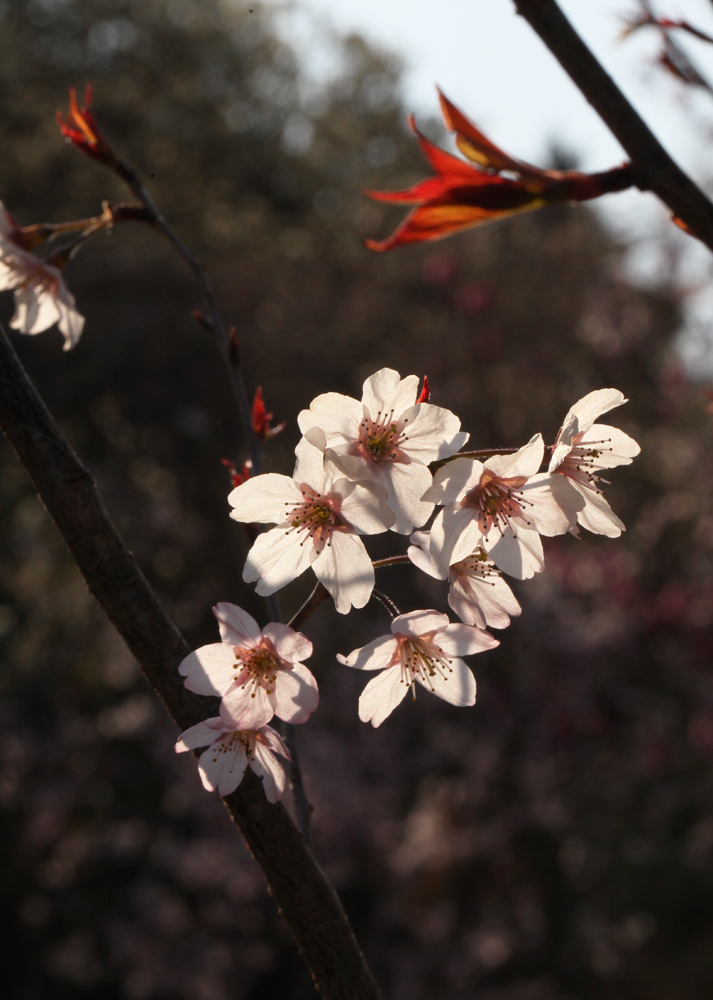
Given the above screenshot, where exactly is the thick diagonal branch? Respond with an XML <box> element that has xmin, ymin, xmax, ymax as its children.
<box><xmin>0</xmin><ymin>324</ymin><xmax>382</xmax><ymax>1000</ymax></box>
<box><xmin>513</xmin><ymin>0</ymin><xmax>713</xmax><ymax>251</ymax></box>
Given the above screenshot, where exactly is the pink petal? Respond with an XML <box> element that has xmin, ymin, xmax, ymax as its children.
<box><xmin>485</xmin><ymin>434</ymin><xmax>544</xmax><ymax>479</ymax></box>
<box><xmin>484</xmin><ymin>524</ymin><xmax>544</xmax><ymax>580</ymax></box>
<box><xmin>273</xmin><ymin>663</ymin><xmax>319</xmax><ymax>723</ymax></box>
<box><xmin>573</xmin><ymin>481</ymin><xmax>625</xmax><ymax>537</ymax></box>
<box><xmin>298</xmin><ymin>392</ymin><xmax>363</xmax><ymax>443</ymax></box>
<box><xmin>417</xmin><ymin>656</ymin><xmax>476</xmax><ymax>707</ymax></box>
<box><xmin>198</xmin><ymin>738</ymin><xmax>248</xmax><ymax>795</ymax></box>
<box><xmin>213</xmin><ymin>602</ymin><xmax>262</xmax><ymax>648</ymax></box>
<box><xmin>398</xmin><ymin>402</ymin><xmax>468</xmax><ymax>463</ymax></box>
<box><xmin>313</xmin><ymin>532</ymin><xmax>374</xmax><ymax>614</ymax></box>
<box><xmin>221</xmin><ymin>684</ymin><xmax>275</xmax><ymax>730</ymax></box>
<box><xmin>362</xmin><ymin>368</ymin><xmax>419</xmax><ymax>417</ymax></box>
<box><xmin>580</xmin><ymin>424</ymin><xmax>640</xmax><ymax>468</ymax></box>
<box><xmin>175</xmin><ymin>717</ymin><xmax>224</xmax><ymax>753</ymax></box>
<box><xmin>228</xmin><ymin>473</ymin><xmax>302</xmax><ymax>523</ymax></box>
<box><xmin>243</xmin><ymin>525</ymin><xmax>313</xmax><ymax>595</ymax></box>
<box><xmin>250</xmin><ymin>742</ymin><xmax>288</xmax><ymax>803</ymax></box>
<box><xmin>523</xmin><ymin>473</ymin><xmax>583</xmax><ymax>536</ymax></box>
<box><xmin>422</xmin><ymin>456</ymin><xmax>482</xmax><ymax>506</ymax></box>
<box><xmin>262</xmin><ymin>622</ymin><xmax>313</xmax><ymax>664</ymax></box>
<box><xmin>358</xmin><ymin>665</ymin><xmax>410</xmax><ymax>727</ymax></box>
<box><xmin>178</xmin><ymin>642</ymin><xmax>240</xmax><ymax>697</ymax></box>
<box><xmin>337</xmin><ymin>633</ymin><xmax>399</xmax><ymax>670</ymax></box>
<box><xmin>435</xmin><ymin>623</ymin><xmax>499</xmax><ymax>656</ymax></box>
<box><xmin>257</xmin><ymin>724</ymin><xmax>291</xmax><ymax>759</ymax></box>
<box><xmin>391</xmin><ymin>609</ymin><xmax>450</xmax><ymax>638</ymax></box>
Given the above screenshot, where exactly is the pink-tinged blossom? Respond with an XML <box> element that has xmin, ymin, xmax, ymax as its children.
<box><xmin>175</xmin><ymin>705</ymin><xmax>290</xmax><ymax>801</ymax></box>
<box><xmin>408</xmin><ymin>530</ymin><xmax>521</xmax><ymax>630</ymax></box>
<box><xmin>548</xmin><ymin>389</ymin><xmax>640</xmax><ymax>538</ymax></box>
<box><xmin>337</xmin><ymin>609</ymin><xmax>498</xmax><ymax>727</ymax></box>
<box><xmin>178</xmin><ymin>602</ymin><xmax>318</xmax><ymax>730</ymax></box>
<box><xmin>297</xmin><ymin>367</ymin><xmax>468</xmax><ymax>534</ymax></box>
<box><xmin>423</xmin><ymin>434</ymin><xmax>583</xmax><ymax>580</ymax></box>
<box><xmin>229</xmin><ymin>433</ymin><xmax>394</xmax><ymax>614</ymax></box>
<box><xmin>0</xmin><ymin>203</ymin><xmax>84</xmax><ymax>350</ymax></box>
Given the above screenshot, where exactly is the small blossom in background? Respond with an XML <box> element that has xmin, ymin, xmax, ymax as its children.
<box><xmin>229</xmin><ymin>433</ymin><xmax>394</xmax><ymax>613</ymax></box>
<box><xmin>408</xmin><ymin>530</ymin><xmax>521</xmax><ymax>630</ymax></box>
<box><xmin>221</xmin><ymin>457</ymin><xmax>252</xmax><ymax>489</ymax></box>
<box><xmin>338</xmin><ymin>609</ymin><xmax>498</xmax><ymax>727</ymax></box>
<box><xmin>298</xmin><ymin>367</ymin><xmax>468</xmax><ymax>534</ymax></box>
<box><xmin>0</xmin><ymin>203</ymin><xmax>85</xmax><ymax>350</ymax></box>
<box><xmin>252</xmin><ymin>386</ymin><xmax>286</xmax><ymax>442</ymax></box>
<box><xmin>424</xmin><ymin>433</ymin><xmax>582</xmax><ymax>580</ymax></box>
<box><xmin>175</xmin><ymin>704</ymin><xmax>290</xmax><ymax>800</ymax></box>
<box><xmin>549</xmin><ymin>389</ymin><xmax>640</xmax><ymax>538</ymax></box>
<box><xmin>179</xmin><ymin>602</ymin><xmax>318</xmax><ymax>730</ymax></box>
<box><xmin>365</xmin><ymin>89</ymin><xmax>633</xmax><ymax>251</ymax></box>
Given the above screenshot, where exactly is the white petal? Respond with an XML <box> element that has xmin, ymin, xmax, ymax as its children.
<box><xmin>262</xmin><ymin>622</ymin><xmax>313</xmax><ymax>663</ymax></box>
<box><xmin>336</xmin><ymin>634</ymin><xmax>399</xmax><ymax>670</ymax></box>
<box><xmin>313</xmin><ymin>532</ymin><xmax>374</xmax><ymax>613</ymax></box>
<box><xmin>358</xmin><ymin>665</ymin><xmax>410</xmax><ymax>727</ymax></box>
<box><xmin>397</xmin><ymin>402</ymin><xmax>467</xmax><ymax>463</ymax></box>
<box><xmin>293</xmin><ymin>432</ymin><xmax>328</xmax><ymax>488</ymax></box>
<box><xmin>338</xmin><ymin>480</ymin><xmax>395</xmax><ymax>533</ymax></box>
<box><xmin>484</xmin><ymin>524</ymin><xmax>544</xmax><ymax>579</ymax></box>
<box><xmin>573</xmin><ymin>482</ymin><xmax>625</xmax><ymax>537</ymax></box>
<box><xmin>435</xmin><ymin>623</ymin><xmax>499</xmax><ymax>656</ymax></box>
<box><xmin>229</xmin><ymin>474</ymin><xmax>301</xmax><ymax>524</ymax></box>
<box><xmin>422</xmin><ymin>456</ymin><xmax>481</xmax><ymax>505</ymax></box>
<box><xmin>179</xmin><ymin>643</ymin><xmax>239</xmax><ymax>697</ymax></box>
<box><xmin>55</xmin><ymin>282</ymin><xmax>84</xmax><ymax>350</ymax></box>
<box><xmin>213</xmin><ymin>602</ymin><xmax>262</xmax><ymax>648</ymax></box>
<box><xmin>257</xmin><ymin>724</ymin><xmax>291</xmax><ymax>759</ymax></box>
<box><xmin>198</xmin><ymin>738</ymin><xmax>248</xmax><ymax>796</ymax></box>
<box><xmin>250</xmin><ymin>741</ymin><xmax>288</xmax><ymax>803</ymax></box>
<box><xmin>298</xmin><ymin>392</ymin><xmax>363</xmax><ymax>443</ymax></box>
<box><xmin>448</xmin><ymin>571</ymin><xmax>521</xmax><ymax>630</ymax></box>
<box><xmin>579</xmin><ymin>424</ymin><xmax>640</xmax><ymax>469</ymax></box>
<box><xmin>485</xmin><ymin>434</ymin><xmax>544</xmax><ymax>479</ymax></box>
<box><xmin>549</xmin><ymin>390</ymin><xmax>627</xmax><ymax>470</ymax></box>
<box><xmin>221</xmin><ymin>683</ymin><xmax>274</xmax><ymax>730</ymax></box>
<box><xmin>407</xmin><ymin>533</ymin><xmax>446</xmax><ymax>581</ymax></box>
<box><xmin>417</xmin><ymin>656</ymin><xmax>476</xmax><ymax>707</ymax></box>
<box><xmin>272</xmin><ymin>663</ymin><xmax>319</xmax><ymax>723</ymax></box>
<box><xmin>522</xmin><ymin>473</ymin><xmax>583</xmax><ymax>536</ymax></box>
<box><xmin>175</xmin><ymin>717</ymin><xmax>224</xmax><ymax>752</ymax></box>
<box><xmin>362</xmin><ymin>368</ymin><xmax>419</xmax><ymax>417</ymax></box>
<box><xmin>391</xmin><ymin>609</ymin><xmax>450</xmax><ymax>638</ymax></box>
<box><xmin>429</xmin><ymin>505</ymin><xmax>481</xmax><ymax>577</ymax></box>
<box><xmin>243</xmin><ymin>526</ymin><xmax>312</xmax><ymax>594</ymax></box>
<box><xmin>379</xmin><ymin>461</ymin><xmax>435</xmax><ymax>534</ymax></box>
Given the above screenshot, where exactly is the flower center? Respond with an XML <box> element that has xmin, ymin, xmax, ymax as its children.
<box><xmin>211</xmin><ymin>729</ymin><xmax>256</xmax><ymax>764</ymax></box>
<box><xmin>557</xmin><ymin>432</ymin><xmax>614</xmax><ymax>494</ymax></box>
<box><xmin>358</xmin><ymin>409</ymin><xmax>408</xmax><ymax>464</ymax></box>
<box><xmin>397</xmin><ymin>636</ymin><xmax>454</xmax><ymax>692</ymax></box>
<box><xmin>462</xmin><ymin>470</ymin><xmax>532</xmax><ymax>538</ymax></box>
<box><xmin>233</xmin><ymin>646</ymin><xmax>282</xmax><ymax>696</ymax></box>
<box><xmin>454</xmin><ymin>550</ymin><xmax>501</xmax><ymax>587</ymax></box>
<box><xmin>286</xmin><ymin>485</ymin><xmax>342</xmax><ymax>551</ymax></box>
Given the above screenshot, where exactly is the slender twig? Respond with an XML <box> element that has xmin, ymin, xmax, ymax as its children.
<box><xmin>372</xmin><ymin>555</ymin><xmax>410</xmax><ymax>568</ymax></box>
<box><xmin>372</xmin><ymin>590</ymin><xmax>401</xmax><ymax>617</ymax></box>
<box><xmin>512</xmin><ymin>0</ymin><xmax>713</xmax><ymax>250</ymax></box>
<box><xmin>288</xmin><ymin>582</ymin><xmax>331</xmax><ymax>631</ymax></box>
<box><xmin>0</xmin><ymin>323</ymin><xmax>382</xmax><ymax>1000</ymax></box>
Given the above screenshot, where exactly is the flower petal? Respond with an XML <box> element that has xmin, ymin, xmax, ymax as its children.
<box><xmin>272</xmin><ymin>663</ymin><xmax>319</xmax><ymax>723</ymax></box>
<box><xmin>378</xmin><ymin>460</ymin><xmax>435</xmax><ymax>534</ymax></box>
<box><xmin>175</xmin><ymin>717</ymin><xmax>224</xmax><ymax>753</ymax></box>
<box><xmin>416</xmin><ymin>656</ymin><xmax>476</xmax><ymax>707</ymax></box>
<box><xmin>422</xmin><ymin>456</ymin><xmax>481</xmax><ymax>505</ymax></box>
<box><xmin>262</xmin><ymin>622</ymin><xmax>313</xmax><ymax>664</ymax></box>
<box><xmin>338</xmin><ymin>480</ymin><xmax>395</xmax><ymax>533</ymax></box>
<box><xmin>448</xmin><ymin>570</ymin><xmax>521</xmax><ymax>629</ymax></box>
<box><xmin>435</xmin><ymin>622</ymin><xmax>499</xmax><ymax>656</ymax></box>
<box><xmin>358</xmin><ymin>665</ymin><xmax>410</xmax><ymax>727</ymax></box>
<box><xmin>313</xmin><ymin>532</ymin><xmax>374</xmax><ymax>613</ymax></box>
<box><xmin>243</xmin><ymin>526</ymin><xmax>312</xmax><ymax>595</ymax></box>
<box><xmin>572</xmin><ymin>481</ymin><xmax>625</xmax><ymax>537</ymax></box>
<box><xmin>485</xmin><ymin>434</ymin><xmax>544</xmax><ymax>478</ymax></box>
<box><xmin>293</xmin><ymin>432</ymin><xmax>328</xmax><ymax>488</ymax></box>
<box><xmin>221</xmin><ymin>682</ymin><xmax>274</xmax><ymax>730</ymax></box>
<box><xmin>580</xmin><ymin>424</ymin><xmax>640</xmax><ymax>469</ymax></box>
<box><xmin>391</xmin><ymin>609</ymin><xmax>450</xmax><ymax>638</ymax></box>
<box><xmin>407</xmin><ymin>530</ymin><xmax>446</xmax><ymax>580</ymax></box>
<box><xmin>337</xmin><ymin>634</ymin><xmax>399</xmax><ymax>670</ymax></box>
<box><xmin>298</xmin><ymin>392</ymin><xmax>363</xmax><ymax>443</ymax></box>
<box><xmin>522</xmin><ymin>473</ymin><xmax>583</xmax><ymax>536</ymax></box>
<box><xmin>429</xmin><ymin>505</ymin><xmax>481</xmax><ymax>577</ymax></box>
<box><xmin>213</xmin><ymin>602</ymin><xmax>262</xmax><ymax>648</ymax></box>
<box><xmin>198</xmin><ymin>737</ymin><xmax>248</xmax><ymax>796</ymax></box>
<box><xmin>229</xmin><ymin>474</ymin><xmax>301</xmax><ymax>524</ymax></box>
<box><xmin>398</xmin><ymin>402</ymin><xmax>467</xmax><ymax>463</ymax></box>
<box><xmin>179</xmin><ymin>643</ymin><xmax>239</xmax><ymax>697</ymax></box>
<box><xmin>250</xmin><ymin>741</ymin><xmax>288</xmax><ymax>803</ymax></box>
<box><xmin>484</xmin><ymin>524</ymin><xmax>544</xmax><ymax>579</ymax></box>
<box><xmin>362</xmin><ymin>368</ymin><xmax>419</xmax><ymax>417</ymax></box>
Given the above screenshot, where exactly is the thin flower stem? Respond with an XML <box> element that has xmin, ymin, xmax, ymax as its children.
<box><xmin>372</xmin><ymin>555</ymin><xmax>410</xmax><ymax>568</ymax></box>
<box><xmin>372</xmin><ymin>589</ymin><xmax>401</xmax><ymax>617</ymax></box>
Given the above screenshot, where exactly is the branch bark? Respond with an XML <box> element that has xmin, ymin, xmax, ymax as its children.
<box><xmin>512</xmin><ymin>0</ymin><xmax>713</xmax><ymax>251</ymax></box>
<box><xmin>0</xmin><ymin>324</ymin><xmax>382</xmax><ymax>1000</ymax></box>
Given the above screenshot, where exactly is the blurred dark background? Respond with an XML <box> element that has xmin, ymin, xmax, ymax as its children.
<box><xmin>1</xmin><ymin>1</ymin><xmax>713</xmax><ymax>998</ymax></box>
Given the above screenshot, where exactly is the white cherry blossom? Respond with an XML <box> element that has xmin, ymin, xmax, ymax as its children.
<box><xmin>0</xmin><ymin>204</ymin><xmax>84</xmax><ymax>350</ymax></box>
<box><xmin>408</xmin><ymin>530</ymin><xmax>521</xmax><ymax>630</ymax></box>
<box><xmin>423</xmin><ymin>434</ymin><xmax>582</xmax><ymax>580</ymax></box>
<box><xmin>229</xmin><ymin>433</ymin><xmax>394</xmax><ymax>614</ymax></box>
<box><xmin>549</xmin><ymin>389</ymin><xmax>640</xmax><ymax>538</ymax></box>
<box><xmin>297</xmin><ymin>367</ymin><xmax>468</xmax><ymax>534</ymax></box>
<box><xmin>178</xmin><ymin>602</ymin><xmax>318</xmax><ymax>730</ymax></box>
<box><xmin>337</xmin><ymin>609</ymin><xmax>498</xmax><ymax>727</ymax></box>
<box><xmin>175</xmin><ymin>705</ymin><xmax>290</xmax><ymax>800</ymax></box>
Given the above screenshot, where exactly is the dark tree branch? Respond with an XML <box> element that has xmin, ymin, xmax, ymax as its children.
<box><xmin>0</xmin><ymin>324</ymin><xmax>382</xmax><ymax>1000</ymax></box>
<box><xmin>512</xmin><ymin>0</ymin><xmax>713</xmax><ymax>251</ymax></box>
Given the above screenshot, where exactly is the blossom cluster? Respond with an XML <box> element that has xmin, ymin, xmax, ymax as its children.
<box><xmin>177</xmin><ymin>370</ymin><xmax>639</xmax><ymax>801</ymax></box>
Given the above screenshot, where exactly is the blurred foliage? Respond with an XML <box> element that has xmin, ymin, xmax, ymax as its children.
<box><xmin>2</xmin><ymin>1</ymin><xmax>713</xmax><ymax>999</ymax></box>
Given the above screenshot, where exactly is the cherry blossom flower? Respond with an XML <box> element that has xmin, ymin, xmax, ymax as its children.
<box><xmin>175</xmin><ymin>704</ymin><xmax>290</xmax><ymax>800</ymax></box>
<box><xmin>229</xmin><ymin>433</ymin><xmax>394</xmax><ymax>613</ymax></box>
<box><xmin>423</xmin><ymin>434</ymin><xmax>582</xmax><ymax>580</ymax></box>
<box><xmin>178</xmin><ymin>602</ymin><xmax>318</xmax><ymax>730</ymax></box>
<box><xmin>338</xmin><ymin>609</ymin><xmax>499</xmax><ymax>727</ymax></box>
<box><xmin>408</xmin><ymin>530</ymin><xmax>521</xmax><ymax>630</ymax></box>
<box><xmin>297</xmin><ymin>367</ymin><xmax>468</xmax><ymax>534</ymax></box>
<box><xmin>0</xmin><ymin>204</ymin><xmax>84</xmax><ymax>350</ymax></box>
<box><xmin>548</xmin><ymin>389</ymin><xmax>640</xmax><ymax>537</ymax></box>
